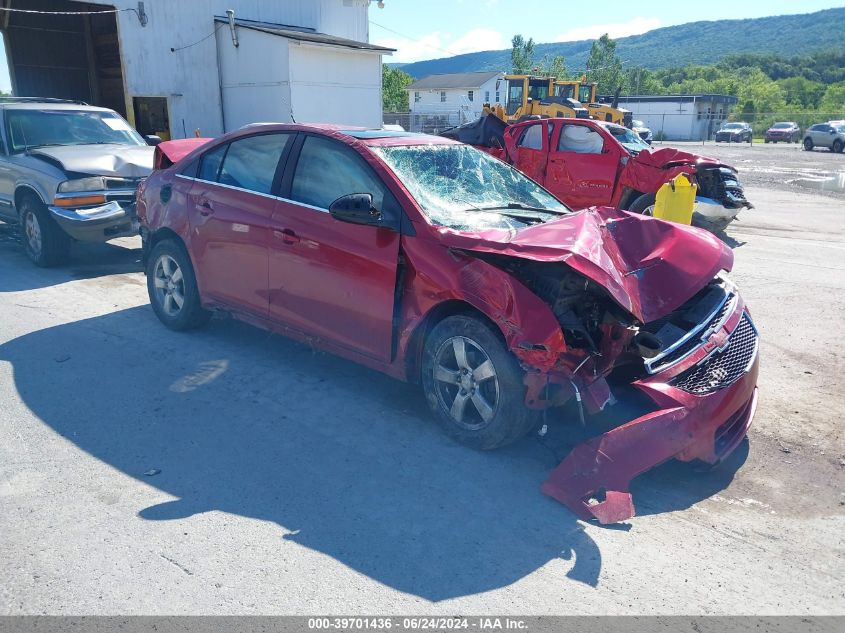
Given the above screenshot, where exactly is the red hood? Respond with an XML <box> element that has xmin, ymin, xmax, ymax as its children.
<box><xmin>435</xmin><ymin>207</ymin><xmax>733</xmax><ymax>323</ymax></box>
<box><xmin>632</xmin><ymin>147</ymin><xmax>722</xmax><ymax>169</ymax></box>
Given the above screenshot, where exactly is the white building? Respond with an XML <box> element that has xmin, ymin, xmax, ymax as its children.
<box><xmin>616</xmin><ymin>95</ymin><xmax>739</xmax><ymax>141</ymax></box>
<box><xmin>2</xmin><ymin>0</ymin><xmax>393</xmax><ymax>138</ymax></box>
<box><xmin>405</xmin><ymin>71</ymin><xmax>504</xmax><ymax>132</ymax></box>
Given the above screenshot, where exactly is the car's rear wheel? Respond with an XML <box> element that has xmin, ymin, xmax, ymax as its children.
<box><xmin>804</xmin><ymin>138</ymin><xmax>814</xmax><ymax>151</ymax></box>
<box><xmin>146</xmin><ymin>239</ymin><xmax>210</xmax><ymax>330</ymax></box>
<box><xmin>19</xmin><ymin>195</ymin><xmax>70</xmax><ymax>267</ymax></box>
<box><xmin>833</xmin><ymin>139</ymin><xmax>844</xmax><ymax>153</ymax></box>
<box><xmin>421</xmin><ymin>314</ymin><xmax>536</xmax><ymax>450</ymax></box>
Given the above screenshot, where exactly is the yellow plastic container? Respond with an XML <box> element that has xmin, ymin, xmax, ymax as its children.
<box><xmin>652</xmin><ymin>174</ymin><xmax>696</xmax><ymax>225</ymax></box>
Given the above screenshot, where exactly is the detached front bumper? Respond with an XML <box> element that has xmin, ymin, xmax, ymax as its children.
<box><xmin>543</xmin><ymin>302</ymin><xmax>759</xmax><ymax>524</ymax></box>
<box><xmin>49</xmin><ymin>200</ymin><xmax>138</xmax><ymax>242</ymax></box>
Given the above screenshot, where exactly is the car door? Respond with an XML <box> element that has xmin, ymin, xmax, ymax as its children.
<box><xmin>509</xmin><ymin>121</ymin><xmax>549</xmax><ymax>184</ymax></box>
<box><xmin>187</xmin><ymin>132</ymin><xmax>293</xmax><ymax>317</ymax></box>
<box><xmin>811</xmin><ymin>124</ymin><xmax>830</xmax><ymax>147</ymax></box>
<box><xmin>0</xmin><ymin>112</ymin><xmax>17</xmax><ymax>220</ymax></box>
<box><xmin>269</xmin><ymin>134</ymin><xmax>401</xmax><ymax>362</ymax></box>
<box><xmin>545</xmin><ymin>122</ymin><xmax>619</xmax><ymax>209</ymax></box>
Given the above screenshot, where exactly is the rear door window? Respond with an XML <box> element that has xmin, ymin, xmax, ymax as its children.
<box><xmin>198</xmin><ymin>144</ymin><xmax>227</xmax><ymax>182</ymax></box>
<box><xmin>218</xmin><ymin>133</ymin><xmax>291</xmax><ymax>194</ymax></box>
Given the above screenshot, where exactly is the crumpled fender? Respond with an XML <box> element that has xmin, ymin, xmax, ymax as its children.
<box><xmin>618</xmin><ymin>148</ymin><xmax>736</xmax><ymax>199</ymax></box>
<box><xmin>397</xmin><ymin>238</ymin><xmax>567</xmax><ymax>374</ymax></box>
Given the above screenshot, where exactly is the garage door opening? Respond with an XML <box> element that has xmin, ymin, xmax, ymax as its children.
<box><xmin>1</xmin><ymin>0</ymin><xmax>127</xmax><ymax>117</ymax></box>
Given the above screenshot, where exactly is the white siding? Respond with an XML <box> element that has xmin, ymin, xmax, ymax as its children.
<box><xmin>407</xmin><ymin>74</ymin><xmax>504</xmax><ymax>122</ymax></box>
<box><xmin>83</xmin><ymin>0</ymin><xmax>374</xmax><ymax>137</ymax></box>
<box><xmin>289</xmin><ymin>43</ymin><xmax>382</xmax><ymax>128</ymax></box>
<box><xmin>217</xmin><ymin>27</ymin><xmax>291</xmax><ymax>131</ymax></box>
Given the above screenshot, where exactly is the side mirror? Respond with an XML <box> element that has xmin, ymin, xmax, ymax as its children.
<box><xmin>145</xmin><ymin>135</ymin><xmax>163</xmax><ymax>146</ymax></box>
<box><xmin>329</xmin><ymin>193</ymin><xmax>382</xmax><ymax>226</ymax></box>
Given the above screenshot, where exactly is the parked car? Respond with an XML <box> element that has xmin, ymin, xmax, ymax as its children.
<box><xmin>138</xmin><ymin>123</ymin><xmax>760</xmax><ymax>524</ymax></box>
<box><xmin>446</xmin><ymin>117</ymin><xmax>752</xmax><ymax>233</ymax></box>
<box><xmin>0</xmin><ymin>98</ymin><xmax>157</xmax><ymax>266</ymax></box>
<box><xmin>631</xmin><ymin>119</ymin><xmax>653</xmax><ymax>144</ymax></box>
<box><xmin>803</xmin><ymin>122</ymin><xmax>845</xmax><ymax>153</ymax></box>
<box><xmin>764</xmin><ymin>121</ymin><xmax>801</xmax><ymax>143</ymax></box>
<box><xmin>714</xmin><ymin>121</ymin><xmax>752</xmax><ymax>143</ymax></box>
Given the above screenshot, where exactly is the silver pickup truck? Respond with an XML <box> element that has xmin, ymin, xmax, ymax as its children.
<box><xmin>0</xmin><ymin>98</ymin><xmax>154</xmax><ymax>266</ymax></box>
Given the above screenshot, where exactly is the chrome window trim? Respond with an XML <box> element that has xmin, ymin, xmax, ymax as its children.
<box><xmin>644</xmin><ymin>284</ymin><xmax>735</xmax><ymax>375</ymax></box>
<box><xmin>174</xmin><ymin>174</ymin><xmax>329</xmax><ymax>214</ymax></box>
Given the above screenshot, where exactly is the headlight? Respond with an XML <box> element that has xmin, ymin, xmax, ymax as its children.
<box><xmin>717</xmin><ymin>270</ymin><xmax>738</xmax><ymax>293</ymax></box>
<box><xmin>58</xmin><ymin>177</ymin><xmax>107</xmax><ymax>193</ymax></box>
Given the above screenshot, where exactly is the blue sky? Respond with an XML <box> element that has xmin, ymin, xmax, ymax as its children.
<box><xmin>0</xmin><ymin>0</ymin><xmax>842</xmax><ymax>91</ymax></box>
<box><xmin>370</xmin><ymin>0</ymin><xmax>845</xmax><ymax>63</ymax></box>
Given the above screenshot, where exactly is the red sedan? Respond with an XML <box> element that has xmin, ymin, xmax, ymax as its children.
<box><xmin>137</xmin><ymin>124</ymin><xmax>759</xmax><ymax>523</ymax></box>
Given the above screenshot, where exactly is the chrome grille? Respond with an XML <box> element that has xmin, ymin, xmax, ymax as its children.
<box><xmin>673</xmin><ymin>314</ymin><xmax>758</xmax><ymax>395</ymax></box>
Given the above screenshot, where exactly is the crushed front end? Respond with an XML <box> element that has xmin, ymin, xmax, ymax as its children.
<box><xmin>506</xmin><ymin>263</ymin><xmax>759</xmax><ymax>524</ymax></box>
<box><xmin>692</xmin><ymin>166</ymin><xmax>753</xmax><ymax>232</ymax></box>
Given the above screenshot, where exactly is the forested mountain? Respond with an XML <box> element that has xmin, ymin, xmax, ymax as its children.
<box><xmin>395</xmin><ymin>8</ymin><xmax>845</xmax><ymax>79</ymax></box>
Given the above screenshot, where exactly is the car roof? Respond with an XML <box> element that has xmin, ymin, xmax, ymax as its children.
<box><xmin>233</xmin><ymin>122</ymin><xmax>456</xmax><ymax>147</ymax></box>
<box><xmin>0</xmin><ymin>102</ymin><xmax>117</xmax><ymax>113</ymax></box>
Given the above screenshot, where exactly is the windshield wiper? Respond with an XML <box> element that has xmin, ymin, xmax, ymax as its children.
<box><xmin>476</xmin><ymin>202</ymin><xmax>567</xmax><ymax>215</ymax></box>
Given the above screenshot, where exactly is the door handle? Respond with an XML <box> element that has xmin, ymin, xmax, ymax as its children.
<box><xmin>198</xmin><ymin>199</ymin><xmax>213</xmax><ymax>216</ymax></box>
<box><xmin>274</xmin><ymin>228</ymin><xmax>300</xmax><ymax>244</ymax></box>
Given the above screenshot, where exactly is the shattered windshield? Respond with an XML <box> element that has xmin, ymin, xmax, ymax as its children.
<box><xmin>603</xmin><ymin>124</ymin><xmax>651</xmax><ymax>153</ymax></box>
<box><xmin>371</xmin><ymin>144</ymin><xmax>568</xmax><ymax>231</ymax></box>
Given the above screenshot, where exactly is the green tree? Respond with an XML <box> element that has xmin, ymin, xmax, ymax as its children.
<box><xmin>540</xmin><ymin>54</ymin><xmax>567</xmax><ymax>80</ymax></box>
<box><xmin>777</xmin><ymin>77</ymin><xmax>825</xmax><ymax>109</ymax></box>
<box><xmin>382</xmin><ymin>64</ymin><xmax>413</xmax><ymax>111</ymax></box>
<box><xmin>585</xmin><ymin>34</ymin><xmax>624</xmax><ymax>95</ymax></box>
<box><xmin>819</xmin><ymin>82</ymin><xmax>845</xmax><ymax>114</ymax></box>
<box><xmin>510</xmin><ymin>34</ymin><xmax>535</xmax><ymax>74</ymax></box>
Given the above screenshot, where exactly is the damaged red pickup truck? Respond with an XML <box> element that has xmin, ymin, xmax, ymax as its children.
<box><xmin>444</xmin><ymin>116</ymin><xmax>753</xmax><ymax>233</ymax></box>
<box><xmin>138</xmin><ymin>124</ymin><xmax>759</xmax><ymax>524</ymax></box>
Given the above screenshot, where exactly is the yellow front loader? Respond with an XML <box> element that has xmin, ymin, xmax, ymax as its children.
<box><xmin>482</xmin><ymin>75</ymin><xmax>632</xmax><ymax>128</ymax></box>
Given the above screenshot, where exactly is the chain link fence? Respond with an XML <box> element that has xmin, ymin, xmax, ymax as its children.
<box><xmin>383</xmin><ymin>110</ymin><xmax>845</xmax><ymax>142</ymax></box>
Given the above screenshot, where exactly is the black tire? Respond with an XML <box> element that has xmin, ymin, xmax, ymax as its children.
<box><xmin>804</xmin><ymin>138</ymin><xmax>814</xmax><ymax>151</ymax></box>
<box><xmin>421</xmin><ymin>314</ymin><xmax>536</xmax><ymax>450</ymax></box>
<box><xmin>832</xmin><ymin>139</ymin><xmax>843</xmax><ymax>154</ymax></box>
<box><xmin>18</xmin><ymin>195</ymin><xmax>70</xmax><ymax>267</ymax></box>
<box><xmin>627</xmin><ymin>192</ymin><xmax>657</xmax><ymax>216</ymax></box>
<box><xmin>146</xmin><ymin>238</ymin><xmax>210</xmax><ymax>331</ymax></box>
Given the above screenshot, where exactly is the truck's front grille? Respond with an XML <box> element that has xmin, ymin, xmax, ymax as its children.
<box><xmin>672</xmin><ymin>314</ymin><xmax>758</xmax><ymax>395</ymax></box>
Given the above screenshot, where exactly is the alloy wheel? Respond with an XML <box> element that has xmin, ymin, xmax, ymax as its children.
<box><xmin>24</xmin><ymin>211</ymin><xmax>42</xmax><ymax>256</ymax></box>
<box><xmin>432</xmin><ymin>336</ymin><xmax>500</xmax><ymax>430</ymax></box>
<box><xmin>153</xmin><ymin>254</ymin><xmax>186</xmax><ymax>317</ymax></box>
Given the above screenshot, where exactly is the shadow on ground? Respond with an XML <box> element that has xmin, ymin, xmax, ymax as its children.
<box><xmin>0</xmin><ymin>304</ymin><xmax>746</xmax><ymax>600</ymax></box>
<box><xmin>0</xmin><ymin>221</ymin><xmax>142</xmax><ymax>292</ymax></box>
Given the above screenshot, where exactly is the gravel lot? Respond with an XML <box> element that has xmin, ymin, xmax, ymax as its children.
<box><xmin>658</xmin><ymin>140</ymin><xmax>845</xmax><ymax>202</ymax></box>
<box><xmin>0</xmin><ymin>177</ymin><xmax>843</xmax><ymax>613</ymax></box>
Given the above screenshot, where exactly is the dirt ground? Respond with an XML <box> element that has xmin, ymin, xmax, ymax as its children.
<box><xmin>0</xmin><ymin>179</ymin><xmax>843</xmax><ymax>614</ymax></box>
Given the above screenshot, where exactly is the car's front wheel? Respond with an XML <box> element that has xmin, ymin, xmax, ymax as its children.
<box><xmin>421</xmin><ymin>314</ymin><xmax>536</xmax><ymax>450</ymax></box>
<box><xmin>19</xmin><ymin>196</ymin><xmax>70</xmax><ymax>267</ymax></box>
<box><xmin>146</xmin><ymin>239</ymin><xmax>210</xmax><ymax>330</ymax></box>
<box><xmin>833</xmin><ymin>139</ymin><xmax>844</xmax><ymax>153</ymax></box>
<box><xmin>804</xmin><ymin>138</ymin><xmax>814</xmax><ymax>151</ymax></box>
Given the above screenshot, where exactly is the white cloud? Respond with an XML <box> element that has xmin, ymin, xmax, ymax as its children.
<box><xmin>373</xmin><ymin>28</ymin><xmax>506</xmax><ymax>63</ymax></box>
<box><xmin>556</xmin><ymin>17</ymin><xmax>661</xmax><ymax>42</ymax></box>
